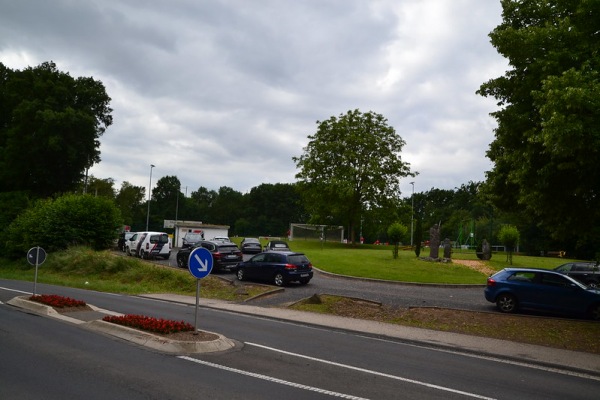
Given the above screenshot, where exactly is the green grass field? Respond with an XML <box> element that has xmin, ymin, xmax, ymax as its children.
<box><xmin>0</xmin><ymin>240</ymin><xmax>578</xmax><ymax>293</ymax></box>
<box><xmin>233</xmin><ymin>237</ymin><xmax>576</xmax><ymax>284</ymax></box>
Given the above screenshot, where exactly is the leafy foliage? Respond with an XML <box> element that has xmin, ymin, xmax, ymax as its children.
<box><xmin>477</xmin><ymin>1</ymin><xmax>600</xmax><ymax>258</ymax></box>
<box><xmin>294</xmin><ymin>109</ymin><xmax>414</xmax><ymax>243</ymax></box>
<box><xmin>2</xmin><ymin>194</ymin><xmax>122</xmax><ymax>258</ymax></box>
<box><xmin>0</xmin><ymin>61</ymin><xmax>113</xmax><ymax>197</ymax></box>
<box><xmin>387</xmin><ymin>222</ymin><xmax>408</xmax><ymax>259</ymax></box>
<box><xmin>498</xmin><ymin>225</ymin><xmax>520</xmax><ymax>265</ymax></box>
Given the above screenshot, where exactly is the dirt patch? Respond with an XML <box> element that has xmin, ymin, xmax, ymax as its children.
<box><xmin>452</xmin><ymin>259</ymin><xmax>496</xmax><ymax>276</ymax></box>
<box><xmin>55</xmin><ymin>305</ymin><xmax>94</xmax><ymax>314</ymax></box>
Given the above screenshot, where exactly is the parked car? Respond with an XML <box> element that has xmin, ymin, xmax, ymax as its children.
<box><xmin>553</xmin><ymin>262</ymin><xmax>600</xmax><ymax>288</ymax></box>
<box><xmin>125</xmin><ymin>232</ymin><xmax>144</xmax><ymax>257</ymax></box>
<box><xmin>176</xmin><ymin>240</ymin><xmax>242</xmax><ymax>272</ymax></box>
<box><xmin>117</xmin><ymin>231</ymin><xmax>135</xmax><ymax>252</ymax></box>
<box><xmin>263</xmin><ymin>240</ymin><xmax>290</xmax><ymax>252</ymax></box>
<box><xmin>484</xmin><ymin>268</ymin><xmax>600</xmax><ymax>320</ymax></box>
<box><xmin>182</xmin><ymin>232</ymin><xmax>204</xmax><ymax>248</ymax></box>
<box><xmin>240</xmin><ymin>237</ymin><xmax>262</xmax><ymax>254</ymax></box>
<box><xmin>211</xmin><ymin>236</ymin><xmax>231</xmax><ymax>243</ymax></box>
<box><xmin>235</xmin><ymin>251</ymin><xmax>313</xmax><ymax>287</ymax></box>
<box><xmin>138</xmin><ymin>231</ymin><xmax>171</xmax><ymax>259</ymax></box>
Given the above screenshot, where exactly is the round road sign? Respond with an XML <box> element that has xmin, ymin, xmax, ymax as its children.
<box><xmin>27</xmin><ymin>247</ymin><xmax>47</xmax><ymax>266</ymax></box>
<box><xmin>188</xmin><ymin>247</ymin><xmax>213</xmax><ymax>279</ymax></box>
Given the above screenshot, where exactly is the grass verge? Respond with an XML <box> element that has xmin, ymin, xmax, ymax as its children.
<box><xmin>2</xmin><ymin>245</ymin><xmax>598</xmax><ymax>353</ymax></box>
<box><xmin>0</xmin><ymin>247</ymin><xmax>270</xmax><ymax>301</ymax></box>
<box><xmin>291</xmin><ymin>294</ymin><xmax>600</xmax><ymax>354</ymax></box>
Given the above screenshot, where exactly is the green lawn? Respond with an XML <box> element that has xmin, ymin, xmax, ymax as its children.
<box><xmin>233</xmin><ymin>237</ymin><xmax>576</xmax><ymax>284</ymax></box>
<box><xmin>0</xmin><ymin>241</ymin><xmax>580</xmax><ymax>293</ymax></box>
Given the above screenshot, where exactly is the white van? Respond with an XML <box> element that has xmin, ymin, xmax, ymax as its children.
<box><xmin>126</xmin><ymin>231</ymin><xmax>171</xmax><ymax>259</ymax></box>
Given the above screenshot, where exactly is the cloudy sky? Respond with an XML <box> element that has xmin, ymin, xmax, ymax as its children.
<box><xmin>0</xmin><ymin>0</ymin><xmax>508</xmax><ymax>198</ymax></box>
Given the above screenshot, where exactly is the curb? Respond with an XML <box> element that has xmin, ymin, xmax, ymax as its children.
<box><xmin>7</xmin><ymin>296</ymin><xmax>236</xmax><ymax>354</ymax></box>
<box><xmin>84</xmin><ymin>320</ymin><xmax>236</xmax><ymax>354</ymax></box>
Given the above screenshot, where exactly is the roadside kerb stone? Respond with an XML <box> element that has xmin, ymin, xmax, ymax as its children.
<box><xmin>7</xmin><ymin>295</ymin><xmax>235</xmax><ymax>354</ymax></box>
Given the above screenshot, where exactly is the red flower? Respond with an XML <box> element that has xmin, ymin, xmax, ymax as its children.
<box><xmin>102</xmin><ymin>314</ymin><xmax>194</xmax><ymax>334</ymax></box>
<box><xmin>30</xmin><ymin>294</ymin><xmax>86</xmax><ymax>308</ymax></box>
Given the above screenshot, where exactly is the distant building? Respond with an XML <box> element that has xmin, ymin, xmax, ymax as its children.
<box><xmin>164</xmin><ymin>220</ymin><xmax>230</xmax><ymax>247</ymax></box>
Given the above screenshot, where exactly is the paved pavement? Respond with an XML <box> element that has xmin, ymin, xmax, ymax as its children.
<box><xmin>7</xmin><ymin>293</ymin><xmax>600</xmax><ymax>376</ymax></box>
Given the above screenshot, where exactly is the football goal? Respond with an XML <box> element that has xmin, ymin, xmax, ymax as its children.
<box><xmin>289</xmin><ymin>223</ymin><xmax>344</xmax><ymax>242</ymax></box>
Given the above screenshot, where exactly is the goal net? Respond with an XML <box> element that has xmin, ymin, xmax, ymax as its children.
<box><xmin>289</xmin><ymin>223</ymin><xmax>345</xmax><ymax>242</ymax></box>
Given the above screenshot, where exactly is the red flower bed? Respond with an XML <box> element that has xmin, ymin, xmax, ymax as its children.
<box><xmin>102</xmin><ymin>314</ymin><xmax>195</xmax><ymax>334</ymax></box>
<box><xmin>29</xmin><ymin>294</ymin><xmax>87</xmax><ymax>308</ymax></box>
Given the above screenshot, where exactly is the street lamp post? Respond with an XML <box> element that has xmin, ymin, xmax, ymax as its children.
<box><xmin>146</xmin><ymin>164</ymin><xmax>155</xmax><ymax>231</ymax></box>
<box><xmin>410</xmin><ymin>181</ymin><xmax>415</xmax><ymax>247</ymax></box>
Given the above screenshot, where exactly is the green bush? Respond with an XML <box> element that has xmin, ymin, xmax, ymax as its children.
<box><xmin>387</xmin><ymin>222</ymin><xmax>408</xmax><ymax>259</ymax></box>
<box><xmin>498</xmin><ymin>225</ymin><xmax>520</xmax><ymax>265</ymax></box>
<box><xmin>2</xmin><ymin>194</ymin><xmax>122</xmax><ymax>258</ymax></box>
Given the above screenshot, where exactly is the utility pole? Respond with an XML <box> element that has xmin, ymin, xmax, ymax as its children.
<box><xmin>410</xmin><ymin>181</ymin><xmax>415</xmax><ymax>247</ymax></box>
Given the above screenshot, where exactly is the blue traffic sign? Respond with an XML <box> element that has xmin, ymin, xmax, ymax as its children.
<box><xmin>27</xmin><ymin>246</ymin><xmax>47</xmax><ymax>266</ymax></box>
<box><xmin>188</xmin><ymin>247</ymin><xmax>213</xmax><ymax>279</ymax></box>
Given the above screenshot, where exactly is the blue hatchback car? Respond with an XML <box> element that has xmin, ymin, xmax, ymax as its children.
<box><xmin>235</xmin><ymin>251</ymin><xmax>313</xmax><ymax>287</ymax></box>
<box><xmin>484</xmin><ymin>268</ymin><xmax>600</xmax><ymax>320</ymax></box>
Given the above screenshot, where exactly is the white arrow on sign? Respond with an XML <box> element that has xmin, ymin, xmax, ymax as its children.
<box><xmin>193</xmin><ymin>253</ymin><xmax>209</xmax><ymax>272</ymax></box>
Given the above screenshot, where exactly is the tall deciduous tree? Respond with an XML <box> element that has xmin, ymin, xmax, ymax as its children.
<box><xmin>0</xmin><ymin>61</ymin><xmax>113</xmax><ymax>198</ymax></box>
<box><xmin>294</xmin><ymin>109</ymin><xmax>414</xmax><ymax>244</ymax></box>
<box><xmin>149</xmin><ymin>176</ymin><xmax>181</xmax><ymax>230</ymax></box>
<box><xmin>478</xmin><ymin>1</ymin><xmax>600</xmax><ymax>258</ymax></box>
<box><xmin>115</xmin><ymin>181</ymin><xmax>145</xmax><ymax>228</ymax></box>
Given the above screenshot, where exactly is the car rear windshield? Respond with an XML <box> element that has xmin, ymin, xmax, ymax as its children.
<box><xmin>150</xmin><ymin>234</ymin><xmax>169</xmax><ymax>244</ymax></box>
<box><xmin>218</xmin><ymin>245</ymin><xmax>239</xmax><ymax>252</ymax></box>
<box><xmin>185</xmin><ymin>233</ymin><xmax>203</xmax><ymax>241</ymax></box>
<box><xmin>287</xmin><ymin>255</ymin><xmax>309</xmax><ymax>264</ymax></box>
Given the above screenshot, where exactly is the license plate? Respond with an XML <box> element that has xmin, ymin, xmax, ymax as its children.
<box><xmin>301</xmin><ymin>273</ymin><xmax>309</xmax><ymax>277</ymax></box>
<box><xmin>227</xmin><ymin>255</ymin><xmax>237</xmax><ymax>259</ymax></box>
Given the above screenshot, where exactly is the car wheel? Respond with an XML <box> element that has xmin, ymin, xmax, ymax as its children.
<box><xmin>237</xmin><ymin>268</ymin><xmax>245</xmax><ymax>281</ymax></box>
<box><xmin>177</xmin><ymin>255</ymin><xmax>186</xmax><ymax>268</ymax></box>
<box><xmin>589</xmin><ymin>304</ymin><xmax>600</xmax><ymax>320</ymax></box>
<box><xmin>140</xmin><ymin>250</ymin><xmax>147</xmax><ymax>259</ymax></box>
<box><xmin>496</xmin><ymin>293</ymin><xmax>518</xmax><ymax>313</ymax></box>
<box><xmin>273</xmin><ymin>272</ymin><xmax>285</xmax><ymax>287</ymax></box>
<box><xmin>299</xmin><ymin>278</ymin><xmax>310</xmax><ymax>285</ymax></box>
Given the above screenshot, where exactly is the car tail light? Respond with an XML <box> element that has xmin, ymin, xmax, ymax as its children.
<box><xmin>284</xmin><ymin>263</ymin><xmax>297</xmax><ymax>270</ymax></box>
<box><xmin>145</xmin><ymin>243</ymin><xmax>149</xmax><ymax>249</ymax></box>
<box><xmin>487</xmin><ymin>278</ymin><xmax>496</xmax><ymax>287</ymax></box>
<box><xmin>213</xmin><ymin>252</ymin><xmax>222</xmax><ymax>260</ymax></box>
<box><xmin>307</xmin><ymin>262</ymin><xmax>313</xmax><ymax>270</ymax></box>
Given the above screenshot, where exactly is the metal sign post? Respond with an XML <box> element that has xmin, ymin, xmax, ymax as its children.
<box><xmin>187</xmin><ymin>247</ymin><xmax>213</xmax><ymax>334</ymax></box>
<box><xmin>27</xmin><ymin>246</ymin><xmax>47</xmax><ymax>296</ymax></box>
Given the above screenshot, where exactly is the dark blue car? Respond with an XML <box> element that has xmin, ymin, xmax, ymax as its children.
<box><xmin>235</xmin><ymin>251</ymin><xmax>313</xmax><ymax>286</ymax></box>
<box><xmin>484</xmin><ymin>268</ymin><xmax>600</xmax><ymax>319</ymax></box>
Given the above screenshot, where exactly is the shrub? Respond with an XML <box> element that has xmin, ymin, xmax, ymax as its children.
<box><xmin>2</xmin><ymin>194</ymin><xmax>122</xmax><ymax>258</ymax></box>
<box><xmin>387</xmin><ymin>222</ymin><xmax>408</xmax><ymax>259</ymax></box>
<box><xmin>498</xmin><ymin>225</ymin><xmax>520</xmax><ymax>265</ymax></box>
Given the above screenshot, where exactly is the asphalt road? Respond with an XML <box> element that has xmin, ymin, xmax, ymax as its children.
<box><xmin>1</xmin><ymin>282</ymin><xmax>598</xmax><ymax>400</ymax></box>
<box><xmin>153</xmin><ymin>248</ymin><xmax>491</xmax><ymax>312</ymax></box>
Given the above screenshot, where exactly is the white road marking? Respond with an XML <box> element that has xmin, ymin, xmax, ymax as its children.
<box><xmin>0</xmin><ymin>286</ymin><xmax>31</xmax><ymax>295</ymax></box>
<box><xmin>245</xmin><ymin>342</ymin><xmax>497</xmax><ymax>400</ymax></box>
<box><xmin>178</xmin><ymin>356</ymin><xmax>370</xmax><ymax>400</ymax></box>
